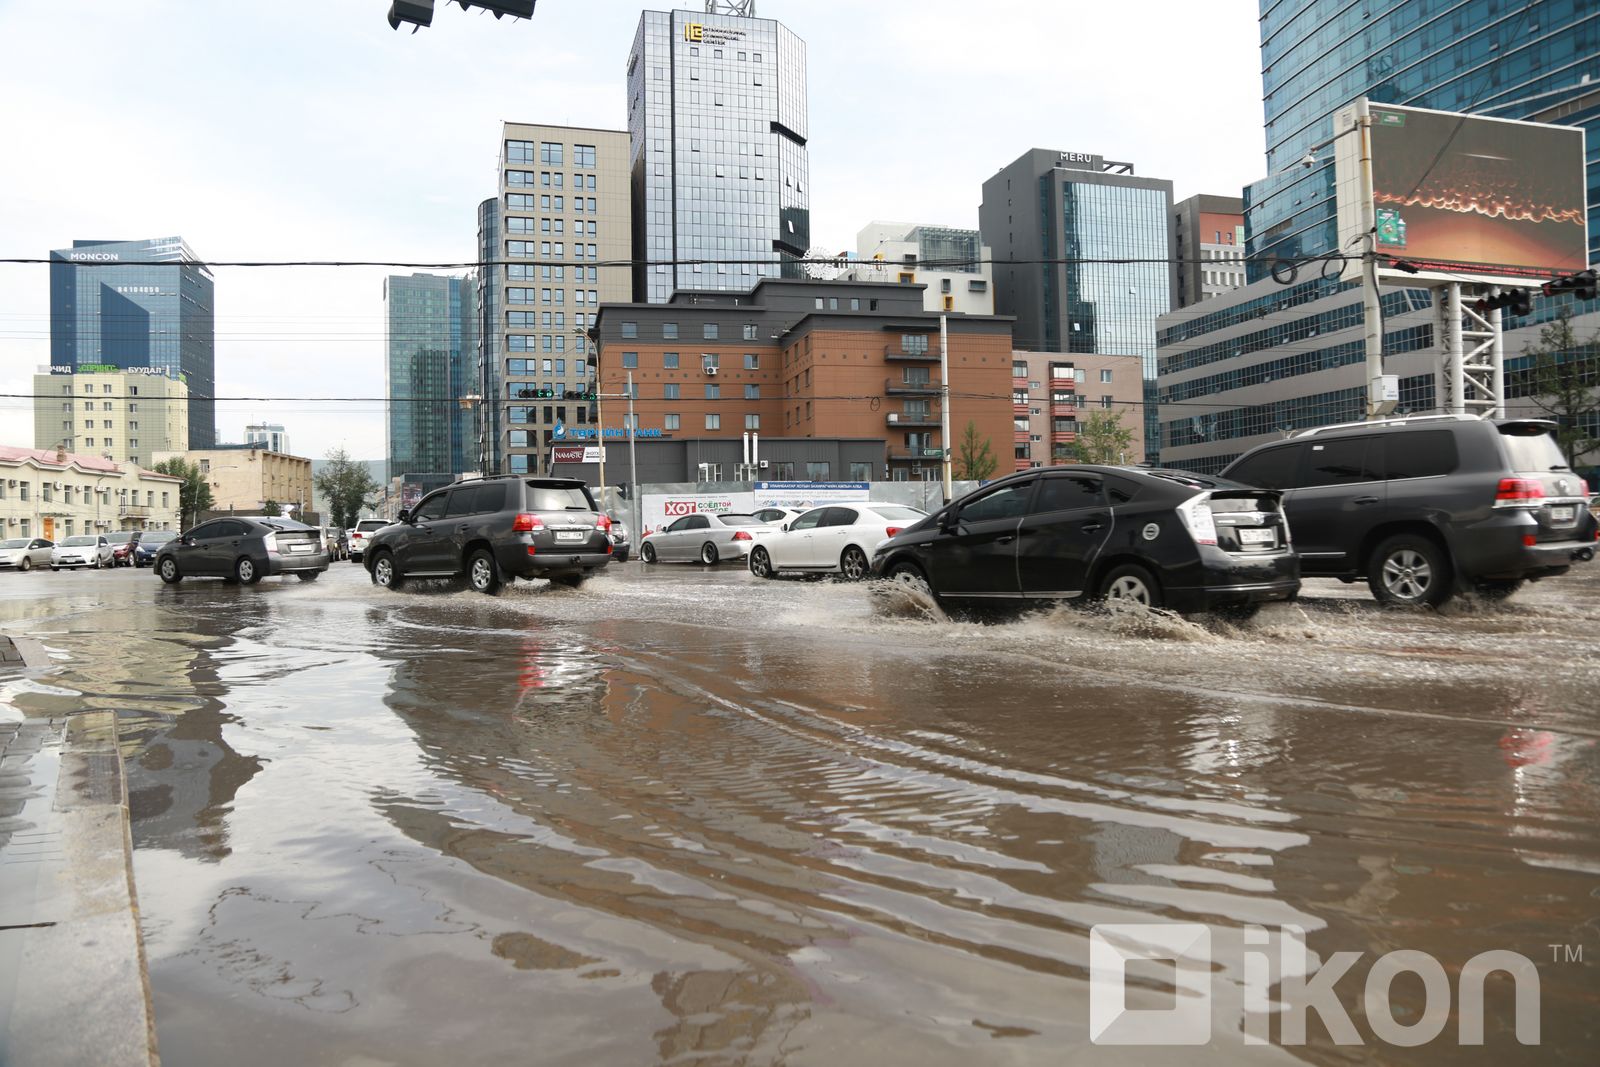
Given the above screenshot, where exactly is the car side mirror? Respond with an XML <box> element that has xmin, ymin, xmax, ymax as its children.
<box><xmin>397</xmin><ymin>509</ymin><xmax>411</xmax><ymax>524</ymax></box>
<box><xmin>181</xmin><ymin>535</ymin><xmax>195</xmax><ymax>546</ymax></box>
<box><xmin>940</xmin><ymin>511</ymin><xmax>957</xmax><ymax>532</ymax></box>
<box><xmin>780</xmin><ymin>522</ymin><xmax>789</xmax><ymax>532</ymax></box>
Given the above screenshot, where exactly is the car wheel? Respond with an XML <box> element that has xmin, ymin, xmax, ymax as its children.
<box><xmin>51</xmin><ymin>566</ymin><xmax>58</xmax><ymax>572</ymax></box>
<box><xmin>370</xmin><ymin>551</ymin><xmax>404</xmax><ymax>590</ymax></box>
<box><xmin>235</xmin><ymin>556</ymin><xmax>261</xmax><ymax>585</ymax></box>
<box><xmin>700</xmin><ymin>542</ymin><xmax>719</xmax><ymax>565</ymax></box>
<box><xmin>749</xmin><ymin>546</ymin><xmax>776</xmax><ymax>579</ymax></box>
<box><xmin>641</xmin><ymin>543</ymin><xmax>657</xmax><ymax>565</ymax></box>
<box><xmin>158</xmin><ymin>558</ymin><xmax>181</xmax><ymax>585</ymax></box>
<box><xmin>1099</xmin><ymin>563</ymin><xmax>1162</xmax><ymax>609</ymax></box>
<box><xmin>296</xmin><ymin>571</ymin><xmax>321</xmax><ymax>582</ymax></box>
<box><xmin>467</xmin><ymin>548</ymin><xmax>502</xmax><ymax>595</ymax></box>
<box><xmin>1470</xmin><ymin>577</ymin><xmax>1524</xmax><ymax>601</ymax></box>
<box><xmin>18</xmin><ymin>557</ymin><xmax>29</xmax><ymax>572</ymax></box>
<box><xmin>92</xmin><ymin>556</ymin><xmax>101</xmax><ymax>570</ymax></box>
<box><xmin>839</xmin><ymin>545</ymin><xmax>869</xmax><ymax>581</ymax></box>
<box><xmin>887</xmin><ymin>561</ymin><xmax>936</xmax><ymax>600</ymax></box>
<box><xmin>1368</xmin><ymin>534</ymin><xmax>1451</xmax><ymax>607</ymax></box>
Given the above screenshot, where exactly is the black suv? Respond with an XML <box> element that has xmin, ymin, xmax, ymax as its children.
<box><xmin>1222</xmin><ymin>416</ymin><xmax>1598</xmax><ymax>606</ymax></box>
<box><xmin>363</xmin><ymin>476</ymin><xmax>613</xmax><ymax>594</ymax></box>
<box><xmin>869</xmin><ymin>465</ymin><xmax>1299</xmax><ymax>615</ymax></box>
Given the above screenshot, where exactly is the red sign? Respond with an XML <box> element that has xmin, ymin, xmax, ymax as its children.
<box><xmin>551</xmin><ymin>446</ymin><xmax>587</xmax><ymax>464</ymax></box>
<box><xmin>663</xmin><ymin>500</ymin><xmax>699</xmax><ymax>517</ymax></box>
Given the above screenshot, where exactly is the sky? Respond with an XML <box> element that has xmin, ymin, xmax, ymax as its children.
<box><xmin>0</xmin><ymin>0</ymin><xmax>1265</xmax><ymax>462</ymax></box>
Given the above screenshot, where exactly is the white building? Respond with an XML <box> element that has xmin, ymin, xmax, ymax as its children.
<box><xmin>0</xmin><ymin>445</ymin><xmax>182</xmax><ymax>541</ymax></box>
<box><xmin>243</xmin><ymin>422</ymin><xmax>290</xmax><ymax>454</ymax></box>
<box><xmin>32</xmin><ymin>369</ymin><xmax>189</xmax><ymax>468</ymax></box>
<box><xmin>838</xmin><ymin>222</ymin><xmax>994</xmax><ymax>315</ymax></box>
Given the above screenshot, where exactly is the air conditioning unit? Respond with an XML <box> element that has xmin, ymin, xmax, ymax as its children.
<box><xmin>704</xmin><ymin>365</ymin><xmax>719</xmax><ymax>376</ymax></box>
<box><xmin>54</xmin><ymin>482</ymin><xmax>64</xmax><ymax>490</ymax></box>
<box><xmin>759</xmin><ymin>460</ymin><xmax>769</xmax><ymax>469</ymax></box>
<box><xmin>887</xmin><ymin>413</ymin><xmax>900</xmax><ymax>423</ymax></box>
<box><xmin>6</xmin><ymin>479</ymin><xmax>15</xmax><ymax>487</ymax></box>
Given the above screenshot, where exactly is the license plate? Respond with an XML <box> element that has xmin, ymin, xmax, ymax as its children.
<box><xmin>554</xmin><ymin>530</ymin><xmax>584</xmax><ymax>542</ymax></box>
<box><xmin>1239</xmin><ymin>528</ymin><xmax>1276</xmax><ymax>544</ymax></box>
<box><xmin>1549</xmin><ymin>505</ymin><xmax>1576</xmax><ymax>523</ymax></box>
<box><xmin>288</xmin><ymin>543</ymin><xmax>311</xmax><ymax>552</ymax></box>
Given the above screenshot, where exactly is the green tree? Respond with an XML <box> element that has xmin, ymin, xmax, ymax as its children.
<box><xmin>954</xmin><ymin>420</ymin><xmax>998</xmax><ymax>481</ymax></box>
<box><xmin>1072</xmin><ymin>408</ymin><xmax>1136</xmax><ymax>465</ymax></box>
<box><xmin>151</xmin><ymin>458</ymin><xmax>214</xmax><ymax>528</ymax></box>
<box><xmin>261</xmin><ymin>499</ymin><xmax>281</xmax><ymax>517</ymax></box>
<box><xmin>1516</xmin><ymin>307</ymin><xmax>1600</xmax><ymax>471</ymax></box>
<box><xmin>314</xmin><ymin>448</ymin><xmax>379</xmax><ymax>529</ymax></box>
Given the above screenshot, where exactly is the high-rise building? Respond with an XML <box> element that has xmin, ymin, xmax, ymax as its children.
<box><xmin>1245</xmin><ymin>1</ymin><xmax>1600</xmax><ymax>275</ymax></box>
<box><xmin>838</xmin><ymin>223</ymin><xmax>995</xmax><ymax>315</ymax></box>
<box><xmin>980</xmin><ymin>150</ymin><xmax>1175</xmax><ymax>462</ymax></box>
<box><xmin>1172</xmin><ymin>194</ymin><xmax>1246</xmax><ymax>308</ymax></box>
<box><xmin>481</xmin><ymin>123</ymin><xmax>631</xmax><ymax>475</ymax></box>
<box><xmin>244</xmin><ymin>422</ymin><xmax>289</xmax><ymax>454</ymax></box>
<box><xmin>627</xmin><ymin>8</ymin><xmax>810</xmax><ymax>303</ymax></box>
<box><xmin>32</xmin><ymin>368</ymin><xmax>189</xmax><ymax>468</ymax></box>
<box><xmin>384</xmin><ymin>273</ymin><xmax>477</xmax><ymax>480</ymax></box>
<box><xmin>49</xmin><ymin>237</ymin><xmax>216</xmax><ymax>447</ymax></box>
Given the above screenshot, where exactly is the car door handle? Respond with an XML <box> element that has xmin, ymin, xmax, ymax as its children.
<box><xmin>1353</xmin><ymin>496</ymin><xmax>1379</xmax><ymax>505</ymax></box>
<box><xmin>996</xmin><ymin>534</ymin><xmax>1015</xmax><ymax>544</ymax></box>
<box><xmin>1082</xmin><ymin>522</ymin><xmax>1104</xmax><ymax>532</ymax></box>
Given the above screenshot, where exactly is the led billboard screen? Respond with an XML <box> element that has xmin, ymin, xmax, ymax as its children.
<box><xmin>1336</xmin><ymin>102</ymin><xmax>1588</xmax><ymax>283</ymax></box>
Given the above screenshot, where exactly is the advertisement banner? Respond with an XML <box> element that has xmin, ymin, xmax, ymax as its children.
<box><xmin>551</xmin><ymin>445</ymin><xmax>605</xmax><ymax>465</ymax></box>
<box><xmin>1336</xmin><ymin>101</ymin><xmax>1588</xmax><ymax>283</ymax></box>
<box><xmin>639</xmin><ymin>492</ymin><xmax>756</xmax><ymax>537</ymax></box>
<box><xmin>752</xmin><ymin>481</ymin><xmax>871</xmax><ymax>510</ymax></box>
<box><xmin>400</xmin><ymin>482</ymin><xmax>423</xmax><ymax>510</ymax></box>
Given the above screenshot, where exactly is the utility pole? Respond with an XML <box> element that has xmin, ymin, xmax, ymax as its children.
<box><xmin>1355</xmin><ymin>97</ymin><xmax>1385</xmax><ymax>421</ymax></box>
<box><xmin>938</xmin><ymin>313</ymin><xmax>953</xmax><ymax>502</ymax></box>
<box><xmin>626</xmin><ymin>370</ymin><xmax>639</xmax><ymax>543</ymax></box>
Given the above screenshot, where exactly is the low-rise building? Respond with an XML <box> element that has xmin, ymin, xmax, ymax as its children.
<box><xmin>0</xmin><ymin>445</ymin><xmax>182</xmax><ymax>541</ymax></box>
<box><xmin>1009</xmin><ymin>350</ymin><xmax>1147</xmax><ymax>471</ymax></box>
<box><xmin>152</xmin><ymin>445</ymin><xmax>314</xmax><ymax>515</ymax></box>
<box><xmin>32</xmin><ymin>368</ymin><xmax>189</xmax><ymax>467</ymax></box>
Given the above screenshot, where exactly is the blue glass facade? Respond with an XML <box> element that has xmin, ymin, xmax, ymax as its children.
<box><xmin>49</xmin><ymin>237</ymin><xmax>215</xmax><ymax>447</ymax></box>
<box><xmin>628</xmin><ymin>9</ymin><xmax>810</xmax><ymax>303</ymax></box>
<box><xmin>385</xmin><ymin>274</ymin><xmax>475</xmax><ymax>478</ymax></box>
<box><xmin>477</xmin><ymin>197</ymin><xmax>502</xmax><ymax>472</ymax></box>
<box><xmin>1247</xmin><ymin>0</ymin><xmax>1600</xmax><ymax>275</ymax></box>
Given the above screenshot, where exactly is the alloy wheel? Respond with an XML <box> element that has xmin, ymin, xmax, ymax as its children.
<box><xmin>840</xmin><ymin>546</ymin><xmax>868</xmax><ymax>581</ymax></box>
<box><xmin>471</xmin><ymin>556</ymin><xmax>494</xmax><ymax>592</ymax></box>
<box><xmin>1106</xmin><ymin>575</ymin><xmax>1152</xmax><ymax>605</ymax></box>
<box><xmin>1381</xmin><ymin>549</ymin><xmax>1433</xmax><ymax>602</ymax></box>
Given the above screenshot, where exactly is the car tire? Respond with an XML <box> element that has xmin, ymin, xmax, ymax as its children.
<box><xmin>1368</xmin><ymin>534</ymin><xmax>1451</xmax><ymax>607</ymax></box>
<box><xmin>51</xmin><ymin>566</ymin><xmax>58</xmax><ymax>572</ymax></box>
<box><xmin>297</xmin><ymin>571</ymin><xmax>321</xmax><ymax>582</ymax></box>
<box><xmin>467</xmin><ymin>548</ymin><xmax>502</xmax><ymax>595</ymax></box>
<box><xmin>641</xmin><ymin>543</ymin><xmax>657</xmax><ymax>565</ymax></box>
<box><xmin>1099</xmin><ymin>563</ymin><xmax>1163</xmax><ymax>609</ymax></box>
<box><xmin>700</xmin><ymin>542</ymin><xmax>719</xmax><ymax>566</ymax></box>
<box><xmin>370</xmin><ymin>551</ymin><xmax>404</xmax><ymax>590</ymax></box>
<box><xmin>92</xmin><ymin>556</ymin><xmax>101</xmax><ymax>570</ymax></box>
<box><xmin>749</xmin><ymin>546</ymin><xmax>776</xmax><ymax>579</ymax></box>
<box><xmin>158</xmin><ymin>558</ymin><xmax>181</xmax><ymax>585</ymax></box>
<box><xmin>839</xmin><ymin>545</ymin><xmax>869</xmax><ymax>581</ymax></box>
<box><xmin>235</xmin><ymin>556</ymin><xmax>262</xmax><ymax>585</ymax></box>
<box><xmin>1470</xmin><ymin>577</ymin><xmax>1523</xmax><ymax>601</ymax></box>
<box><xmin>18</xmin><ymin>557</ymin><xmax>30</xmax><ymax>572</ymax></box>
<box><xmin>887</xmin><ymin>561</ymin><xmax>936</xmax><ymax>601</ymax></box>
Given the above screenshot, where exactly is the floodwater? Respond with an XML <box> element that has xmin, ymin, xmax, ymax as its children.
<box><xmin>1</xmin><ymin>561</ymin><xmax>1597</xmax><ymax>1065</ymax></box>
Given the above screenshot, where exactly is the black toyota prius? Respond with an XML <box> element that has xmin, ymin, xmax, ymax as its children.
<box><xmin>869</xmin><ymin>466</ymin><xmax>1300</xmax><ymax>615</ymax></box>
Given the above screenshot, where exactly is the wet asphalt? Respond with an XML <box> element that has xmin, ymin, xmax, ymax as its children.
<box><xmin>0</xmin><ymin>559</ymin><xmax>1596</xmax><ymax>1065</ymax></box>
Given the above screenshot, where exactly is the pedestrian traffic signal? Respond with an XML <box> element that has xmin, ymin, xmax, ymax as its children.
<box><xmin>1542</xmin><ymin>270</ymin><xmax>1598</xmax><ymax>301</ymax></box>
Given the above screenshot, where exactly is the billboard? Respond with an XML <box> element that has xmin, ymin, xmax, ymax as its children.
<box><xmin>1335</xmin><ymin>101</ymin><xmax>1588</xmax><ymax>284</ymax></box>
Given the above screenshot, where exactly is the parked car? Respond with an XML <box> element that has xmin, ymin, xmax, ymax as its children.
<box><xmin>51</xmin><ymin>535</ymin><xmax>115</xmax><ymax>570</ymax></box>
<box><xmin>870</xmin><ymin>466</ymin><xmax>1300</xmax><ymax>615</ymax></box>
<box><xmin>608</xmin><ymin>514</ymin><xmax>631</xmax><ymax>563</ymax></box>
<box><xmin>748</xmin><ymin>503</ymin><xmax>928</xmax><ymax>580</ymax></box>
<box><xmin>1221</xmin><ymin>415</ymin><xmax>1598</xmax><ymax>606</ymax></box>
<box><xmin>0</xmin><ymin>537</ymin><xmax>53</xmax><ymax>572</ymax></box>
<box><xmin>364</xmin><ymin>476</ymin><xmax>613</xmax><ymax>594</ymax></box>
<box><xmin>639</xmin><ymin>512</ymin><xmax>766</xmax><ymax>565</ymax></box>
<box><xmin>751</xmin><ymin>507</ymin><xmax>804</xmax><ymax>526</ymax></box>
<box><xmin>348</xmin><ymin>519</ymin><xmax>391</xmax><ymax>561</ymax></box>
<box><xmin>154</xmin><ymin>516</ymin><xmax>329</xmax><ymax>585</ymax></box>
<box><xmin>132</xmin><ymin>530</ymin><xmax>176</xmax><ymax>567</ymax></box>
<box><xmin>108</xmin><ymin>530</ymin><xmax>142</xmax><ymax>567</ymax></box>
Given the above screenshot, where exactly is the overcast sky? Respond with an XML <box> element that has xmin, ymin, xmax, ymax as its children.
<box><xmin>0</xmin><ymin>1</ymin><xmax>1264</xmax><ymax>461</ymax></box>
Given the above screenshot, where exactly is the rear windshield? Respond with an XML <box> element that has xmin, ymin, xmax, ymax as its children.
<box><xmin>1499</xmin><ymin>424</ymin><xmax>1568</xmax><ymax>472</ymax></box>
<box><xmin>868</xmin><ymin>505</ymin><xmax>927</xmax><ymax>520</ymax></box>
<box><xmin>0</xmin><ymin>539</ymin><xmax>26</xmax><ymax>549</ymax></box>
<box><xmin>716</xmin><ymin>514</ymin><xmax>761</xmax><ymax>526</ymax></box>
<box><xmin>1143</xmin><ymin>469</ymin><xmax>1251</xmax><ymax>491</ymax></box>
<box><xmin>62</xmin><ymin>536</ymin><xmax>95</xmax><ymax>546</ymax></box>
<box><xmin>525</xmin><ymin>483</ymin><xmax>594</xmax><ymax>511</ymax></box>
<box><xmin>356</xmin><ymin>520</ymin><xmax>388</xmax><ymax>531</ymax></box>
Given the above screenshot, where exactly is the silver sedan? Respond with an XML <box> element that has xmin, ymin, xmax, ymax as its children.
<box><xmin>0</xmin><ymin>537</ymin><xmax>54</xmax><ymax>572</ymax></box>
<box><xmin>639</xmin><ymin>512</ymin><xmax>765</xmax><ymax>565</ymax></box>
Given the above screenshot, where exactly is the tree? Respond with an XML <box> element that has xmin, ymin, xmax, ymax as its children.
<box><xmin>1516</xmin><ymin>307</ymin><xmax>1600</xmax><ymax>471</ymax></box>
<box><xmin>151</xmin><ymin>458</ymin><xmax>214</xmax><ymax>528</ymax></box>
<box><xmin>954</xmin><ymin>420</ymin><xmax>997</xmax><ymax>481</ymax></box>
<box><xmin>261</xmin><ymin>499</ymin><xmax>282</xmax><ymax>517</ymax></box>
<box><xmin>1072</xmin><ymin>408</ymin><xmax>1136</xmax><ymax>465</ymax></box>
<box><xmin>315</xmin><ymin>448</ymin><xmax>379</xmax><ymax>530</ymax></box>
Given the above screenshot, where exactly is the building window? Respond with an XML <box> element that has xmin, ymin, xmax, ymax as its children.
<box><xmin>705</xmin><ymin>414</ymin><xmax>721</xmax><ymax>430</ymax></box>
<box><xmin>742</xmin><ymin>324</ymin><xmax>757</xmax><ymax>340</ymax></box>
<box><xmin>1100</xmin><ymin>369</ymin><xmax>1114</xmax><ymax>383</ymax></box>
<box><xmin>743</xmin><ymin>353</ymin><xmax>759</xmax><ymax>370</ymax></box>
<box><xmin>705</xmin><ymin>384</ymin><xmax>720</xmax><ymax>400</ymax></box>
<box><xmin>663</xmin><ymin>322</ymin><xmax>679</xmax><ymax>339</ymax></box>
<box><xmin>621</xmin><ymin>352</ymin><xmax>638</xmax><ymax>369</ymax></box>
<box><xmin>664</xmin><ymin>414</ymin><xmax>680</xmax><ymax>430</ymax></box>
<box><xmin>574</xmin><ymin>145</ymin><xmax>596</xmax><ymax>167</ymax></box>
<box><xmin>664</xmin><ymin>383</ymin><xmax>680</xmax><ymax>399</ymax></box>
<box><xmin>1102</xmin><ymin>395</ymin><xmax>1114</xmax><ymax>409</ymax></box>
<box><xmin>703</xmin><ymin>323</ymin><xmax>719</xmax><ymax>340</ymax></box>
<box><xmin>806</xmin><ymin>462</ymin><xmax>830</xmax><ymax>480</ymax></box>
<box><xmin>744</xmin><ymin>414</ymin><xmax>760</xmax><ymax>430</ymax></box>
<box><xmin>744</xmin><ymin>384</ymin><xmax>759</xmax><ymax>399</ymax></box>
<box><xmin>540</xmin><ymin>142</ymin><xmax>564</xmax><ymax>165</ymax></box>
<box><xmin>506</xmin><ymin>140</ymin><xmax>535</xmax><ymax>164</ymax></box>
<box><xmin>702</xmin><ymin>353</ymin><xmax>719</xmax><ymax>371</ymax></box>
<box><xmin>903</xmin><ymin>334</ymin><xmax>930</xmax><ymax>355</ymax></box>
<box><xmin>663</xmin><ymin>351</ymin><xmax>679</xmax><ymax>368</ymax></box>
<box><xmin>620</xmin><ymin>321</ymin><xmax>638</xmax><ymax>338</ymax></box>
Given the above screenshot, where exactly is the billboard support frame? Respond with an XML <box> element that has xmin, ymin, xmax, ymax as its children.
<box><xmin>1437</xmin><ymin>282</ymin><xmax>1504</xmax><ymax>420</ymax></box>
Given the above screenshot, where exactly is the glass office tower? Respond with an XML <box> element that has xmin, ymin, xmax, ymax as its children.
<box><xmin>49</xmin><ymin>237</ymin><xmax>215</xmax><ymax>447</ymax></box>
<box><xmin>384</xmin><ymin>273</ymin><xmax>475</xmax><ymax>479</ymax></box>
<box><xmin>1246</xmin><ymin>0</ymin><xmax>1600</xmax><ymax>275</ymax></box>
<box><xmin>628</xmin><ymin>8</ymin><xmax>810</xmax><ymax>303</ymax></box>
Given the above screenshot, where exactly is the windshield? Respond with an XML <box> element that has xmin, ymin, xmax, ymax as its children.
<box><xmin>61</xmin><ymin>536</ymin><xmax>95</xmax><ymax>546</ymax></box>
<box><xmin>1499</xmin><ymin>423</ymin><xmax>1568</xmax><ymax>472</ymax></box>
<box><xmin>868</xmin><ymin>505</ymin><xmax>927</xmax><ymax>521</ymax></box>
<box><xmin>0</xmin><ymin>539</ymin><xmax>27</xmax><ymax>549</ymax></box>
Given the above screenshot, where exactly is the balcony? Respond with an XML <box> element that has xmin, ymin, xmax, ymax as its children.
<box><xmin>884</xmin><ymin>344</ymin><xmax>938</xmax><ymax>361</ymax></box>
<box><xmin>885</xmin><ymin>376</ymin><xmax>939</xmax><ymax>395</ymax></box>
<box><xmin>1013</xmin><ymin>400</ymin><xmax>1031</xmax><ymax>417</ymax></box>
<box><xmin>1014</xmin><ymin>458</ymin><xmax>1033</xmax><ymax>472</ymax></box>
<box><xmin>886</xmin><ymin>412</ymin><xmax>939</xmax><ymax>428</ymax></box>
<box><xmin>1014</xmin><ymin>429</ymin><xmax>1031</xmax><ymax>445</ymax></box>
<box><xmin>1051</xmin><ymin>430</ymin><xmax>1079</xmax><ymax>445</ymax></box>
<box><xmin>119</xmin><ymin>504</ymin><xmax>151</xmax><ymax>518</ymax></box>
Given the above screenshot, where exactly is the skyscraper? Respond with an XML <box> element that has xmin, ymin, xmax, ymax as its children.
<box><xmin>384</xmin><ymin>273</ymin><xmax>476</xmax><ymax>480</ymax></box>
<box><xmin>980</xmin><ymin>150</ymin><xmax>1175</xmax><ymax>461</ymax></box>
<box><xmin>1245</xmin><ymin>1</ymin><xmax>1600</xmax><ymax>275</ymax></box>
<box><xmin>49</xmin><ymin>237</ymin><xmax>215</xmax><ymax>448</ymax></box>
<box><xmin>627</xmin><ymin>7</ymin><xmax>810</xmax><ymax>303</ymax></box>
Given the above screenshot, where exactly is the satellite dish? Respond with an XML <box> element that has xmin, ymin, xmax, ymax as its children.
<box><xmin>801</xmin><ymin>247</ymin><xmax>849</xmax><ymax>281</ymax></box>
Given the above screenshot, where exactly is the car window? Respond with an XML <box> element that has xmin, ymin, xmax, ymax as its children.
<box><xmin>445</xmin><ymin>487</ymin><xmax>481</xmax><ymax>517</ymax></box>
<box><xmin>960</xmin><ymin>482</ymin><xmax>1034</xmax><ymax>523</ymax></box>
<box><xmin>413</xmin><ymin>493</ymin><xmax>449</xmax><ymax>522</ymax></box>
<box><xmin>524</xmin><ymin>483</ymin><xmax>593</xmax><ymax>511</ymax></box>
<box><xmin>475</xmin><ymin>483</ymin><xmax>507</xmax><ymax>512</ymax></box>
<box><xmin>1497</xmin><ymin>424</ymin><xmax>1567</xmax><ymax>472</ymax></box>
<box><xmin>356</xmin><ymin>520</ymin><xmax>388</xmax><ymax>532</ymax></box>
<box><xmin>789</xmin><ymin>509</ymin><xmax>826</xmax><ymax>531</ymax></box>
<box><xmin>684</xmin><ymin>514</ymin><xmax>710</xmax><ymax>530</ymax></box>
<box><xmin>1226</xmin><ymin>443</ymin><xmax>1305</xmax><ymax>490</ymax></box>
<box><xmin>820</xmin><ymin>507</ymin><xmax>859</xmax><ymax>527</ymax></box>
<box><xmin>1380</xmin><ymin>431</ymin><xmax>1458</xmax><ymax>479</ymax></box>
<box><xmin>1303</xmin><ymin>437</ymin><xmax>1379</xmax><ymax>487</ymax></box>
<box><xmin>1032</xmin><ymin>476</ymin><xmax>1103</xmax><ymax>513</ymax></box>
<box><xmin>867</xmin><ymin>505</ymin><xmax>925</xmax><ymax>521</ymax></box>
<box><xmin>716</xmin><ymin>514</ymin><xmax>761</xmax><ymax>527</ymax></box>
<box><xmin>218</xmin><ymin>520</ymin><xmax>249</xmax><ymax>538</ymax></box>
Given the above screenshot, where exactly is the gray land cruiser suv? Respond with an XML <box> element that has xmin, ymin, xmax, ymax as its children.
<box><xmin>1222</xmin><ymin>415</ymin><xmax>1597</xmax><ymax>606</ymax></box>
<box><xmin>364</xmin><ymin>476</ymin><xmax>613</xmax><ymax>594</ymax></box>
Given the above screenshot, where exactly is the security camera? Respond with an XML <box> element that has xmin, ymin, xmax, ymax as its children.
<box><xmin>1300</xmin><ymin>152</ymin><xmax>1318</xmax><ymax>169</ymax></box>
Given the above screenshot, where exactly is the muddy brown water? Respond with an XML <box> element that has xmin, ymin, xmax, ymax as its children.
<box><xmin>1</xmin><ymin>563</ymin><xmax>1596</xmax><ymax>1065</ymax></box>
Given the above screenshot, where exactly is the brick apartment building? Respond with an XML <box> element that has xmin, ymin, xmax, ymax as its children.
<box><xmin>1009</xmin><ymin>350</ymin><xmax>1147</xmax><ymax>470</ymax></box>
<box><xmin>588</xmin><ymin>279</ymin><xmax>1013</xmax><ymax>480</ymax></box>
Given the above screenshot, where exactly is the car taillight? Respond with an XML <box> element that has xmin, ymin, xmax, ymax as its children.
<box><xmin>262</xmin><ymin>532</ymin><xmax>278</xmax><ymax>553</ymax></box>
<box><xmin>732</xmin><ymin>530</ymin><xmax>752</xmax><ymax>541</ymax></box>
<box><xmin>1495</xmin><ymin>478</ymin><xmax>1545</xmax><ymax>505</ymax></box>
<box><xmin>513</xmin><ymin>513</ymin><xmax>544</xmax><ymax>532</ymax></box>
<box><xmin>596</xmin><ymin>514</ymin><xmax>612</xmax><ymax>533</ymax></box>
<box><xmin>884</xmin><ymin>527</ymin><xmax>902</xmax><ymax>538</ymax></box>
<box><xmin>1175</xmin><ymin>494</ymin><xmax>1218</xmax><ymax>546</ymax></box>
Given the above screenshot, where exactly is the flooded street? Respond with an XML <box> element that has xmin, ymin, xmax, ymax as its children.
<box><xmin>2</xmin><ymin>562</ymin><xmax>1597</xmax><ymax>1064</ymax></box>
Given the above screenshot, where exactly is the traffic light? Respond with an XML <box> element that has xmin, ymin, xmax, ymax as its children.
<box><xmin>1471</xmin><ymin>288</ymin><xmax>1533</xmax><ymax>317</ymax></box>
<box><xmin>1542</xmin><ymin>270</ymin><xmax>1598</xmax><ymax>300</ymax></box>
<box><xmin>516</xmin><ymin>387</ymin><xmax>535</xmax><ymax>399</ymax></box>
<box><xmin>388</xmin><ymin>0</ymin><xmax>534</xmax><ymax>31</ymax></box>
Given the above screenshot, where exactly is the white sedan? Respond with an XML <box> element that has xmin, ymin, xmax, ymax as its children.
<box><xmin>51</xmin><ymin>534</ymin><xmax>114</xmax><ymax>569</ymax></box>
<box><xmin>0</xmin><ymin>537</ymin><xmax>54</xmax><ymax>572</ymax></box>
<box><xmin>747</xmin><ymin>502</ymin><xmax>927</xmax><ymax>581</ymax></box>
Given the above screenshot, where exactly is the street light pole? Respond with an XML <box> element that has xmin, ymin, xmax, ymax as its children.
<box><xmin>938</xmin><ymin>313</ymin><xmax>953</xmax><ymax>502</ymax></box>
<box><xmin>626</xmin><ymin>369</ymin><xmax>639</xmax><ymax>542</ymax></box>
<box><xmin>585</xmin><ymin>329</ymin><xmax>608</xmax><ymax>506</ymax></box>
